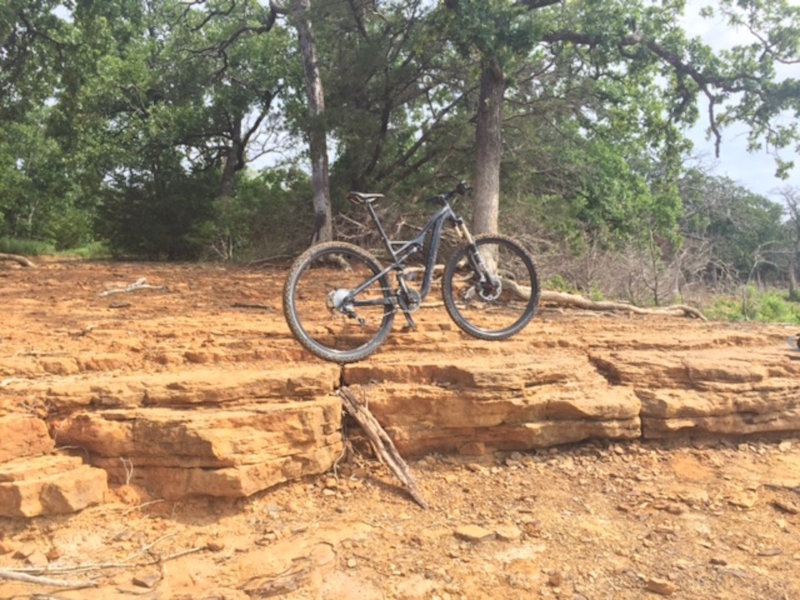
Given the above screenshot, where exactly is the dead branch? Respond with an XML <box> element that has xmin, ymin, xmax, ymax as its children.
<box><xmin>99</xmin><ymin>278</ymin><xmax>167</xmax><ymax>297</ymax></box>
<box><xmin>339</xmin><ymin>386</ymin><xmax>428</xmax><ymax>509</ymax></box>
<box><xmin>0</xmin><ymin>253</ymin><xmax>36</xmax><ymax>267</ymax></box>
<box><xmin>501</xmin><ymin>278</ymin><xmax>707</xmax><ymax>320</ymax></box>
<box><xmin>539</xmin><ymin>289</ymin><xmax>707</xmax><ymax>320</ymax></box>
<box><xmin>0</xmin><ymin>568</ymin><xmax>96</xmax><ymax>589</ymax></box>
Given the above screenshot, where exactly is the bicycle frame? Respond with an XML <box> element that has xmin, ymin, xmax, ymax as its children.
<box><xmin>347</xmin><ymin>201</ymin><xmax>463</xmax><ymax>311</ymax></box>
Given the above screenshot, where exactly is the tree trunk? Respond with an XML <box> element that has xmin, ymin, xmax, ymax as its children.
<box><xmin>292</xmin><ymin>0</ymin><xmax>332</xmax><ymax>244</ymax></box>
<box><xmin>472</xmin><ymin>60</ymin><xmax>505</xmax><ymax>236</ymax></box>
<box><xmin>219</xmin><ymin>136</ymin><xmax>241</xmax><ymax>202</ymax></box>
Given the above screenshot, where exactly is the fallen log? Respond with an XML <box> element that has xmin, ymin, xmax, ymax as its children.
<box><xmin>500</xmin><ymin>277</ymin><xmax>707</xmax><ymax>321</ymax></box>
<box><xmin>539</xmin><ymin>290</ymin><xmax>707</xmax><ymax>321</ymax></box>
<box><xmin>339</xmin><ymin>386</ymin><xmax>428</xmax><ymax>509</ymax></box>
<box><xmin>0</xmin><ymin>253</ymin><xmax>36</xmax><ymax>268</ymax></box>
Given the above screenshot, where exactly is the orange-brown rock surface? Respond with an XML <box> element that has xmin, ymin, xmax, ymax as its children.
<box><xmin>1</xmin><ymin>259</ymin><xmax>798</xmax><ymax>518</ymax></box>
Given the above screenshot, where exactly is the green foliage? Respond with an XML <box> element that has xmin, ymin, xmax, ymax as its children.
<box><xmin>96</xmin><ymin>164</ymin><xmax>219</xmax><ymax>260</ymax></box>
<box><xmin>705</xmin><ymin>287</ymin><xmax>800</xmax><ymax>325</ymax></box>
<box><xmin>544</xmin><ymin>275</ymin><xmax>578</xmax><ymax>294</ymax></box>
<box><xmin>679</xmin><ymin>170</ymin><xmax>789</xmax><ymax>281</ymax></box>
<box><xmin>0</xmin><ymin>237</ymin><xmax>56</xmax><ymax>256</ymax></box>
<box><xmin>1</xmin><ymin>0</ymin><xmax>798</xmax><ymax>276</ymax></box>
<box><xmin>188</xmin><ymin>168</ymin><xmax>313</xmax><ymax>260</ymax></box>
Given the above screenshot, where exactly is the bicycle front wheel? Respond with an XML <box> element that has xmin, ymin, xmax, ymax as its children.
<box><xmin>283</xmin><ymin>242</ymin><xmax>395</xmax><ymax>363</ymax></box>
<box><xmin>442</xmin><ymin>234</ymin><xmax>540</xmax><ymax>340</ymax></box>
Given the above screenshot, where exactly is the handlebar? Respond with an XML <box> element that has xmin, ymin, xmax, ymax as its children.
<box><xmin>425</xmin><ymin>181</ymin><xmax>471</xmax><ymax>206</ymax></box>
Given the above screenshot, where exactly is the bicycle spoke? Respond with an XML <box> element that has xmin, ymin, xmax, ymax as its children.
<box><xmin>443</xmin><ymin>235</ymin><xmax>539</xmax><ymax>339</ymax></box>
<box><xmin>287</xmin><ymin>245</ymin><xmax>393</xmax><ymax>359</ymax></box>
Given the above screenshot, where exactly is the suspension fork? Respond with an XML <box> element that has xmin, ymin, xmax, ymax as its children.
<box><xmin>454</xmin><ymin>219</ymin><xmax>492</xmax><ymax>281</ymax></box>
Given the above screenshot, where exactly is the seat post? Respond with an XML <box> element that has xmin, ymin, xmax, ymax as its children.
<box><xmin>365</xmin><ymin>201</ymin><xmax>397</xmax><ymax>261</ymax></box>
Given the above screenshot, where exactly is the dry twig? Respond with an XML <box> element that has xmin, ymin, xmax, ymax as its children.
<box><xmin>339</xmin><ymin>386</ymin><xmax>428</xmax><ymax>509</ymax></box>
<box><xmin>99</xmin><ymin>278</ymin><xmax>167</xmax><ymax>297</ymax></box>
<box><xmin>0</xmin><ymin>568</ymin><xmax>95</xmax><ymax>589</ymax></box>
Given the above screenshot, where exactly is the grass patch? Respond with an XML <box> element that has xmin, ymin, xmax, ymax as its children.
<box><xmin>57</xmin><ymin>241</ymin><xmax>112</xmax><ymax>260</ymax></box>
<box><xmin>0</xmin><ymin>237</ymin><xmax>57</xmax><ymax>256</ymax></box>
<box><xmin>704</xmin><ymin>286</ymin><xmax>800</xmax><ymax>325</ymax></box>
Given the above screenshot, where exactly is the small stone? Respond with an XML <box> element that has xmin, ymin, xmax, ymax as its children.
<box><xmin>494</xmin><ymin>524</ymin><xmax>522</xmax><ymax>541</ymax></box>
<box><xmin>347</xmin><ymin>558</ymin><xmax>357</xmax><ymax>568</ymax></box>
<box><xmin>26</xmin><ymin>550</ymin><xmax>49</xmax><ymax>568</ymax></box>
<box><xmin>322</xmin><ymin>488</ymin><xmax>337</xmax><ymax>497</ymax></box>
<box><xmin>325</xmin><ymin>477</ymin><xmax>338</xmax><ymax>489</ymax></box>
<box><xmin>466</xmin><ymin>463</ymin><xmax>488</xmax><ymax>475</ymax></box>
<box><xmin>729</xmin><ymin>491</ymin><xmax>757</xmax><ymax>509</ymax></box>
<box><xmin>132</xmin><ymin>574</ymin><xmax>159</xmax><ymax>588</ymax></box>
<box><xmin>665</xmin><ymin>503</ymin><xmax>684</xmax><ymax>515</ymax></box>
<box><xmin>757</xmin><ymin>547</ymin><xmax>782</xmax><ymax>557</ymax></box>
<box><xmin>771</xmin><ymin>499</ymin><xmax>799</xmax><ymax>515</ymax></box>
<box><xmin>46</xmin><ymin>547</ymin><xmax>61</xmax><ymax>561</ymax></box>
<box><xmin>709</xmin><ymin>557</ymin><xmax>727</xmax><ymax>566</ymax></box>
<box><xmin>206</xmin><ymin>540</ymin><xmax>225</xmax><ymax>552</ymax></box>
<box><xmin>454</xmin><ymin>525</ymin><xmax>495</xmax><ymax>543</ymax></box>
<box><xmin>645</xmin><ymin>577</ymin><xmax>676</xmax><ymax>596</ymax></box>
<box><xmin>13</xmin><ymin>543</ymin><xmax>37</xmax><ymax>559</ymax></box>
<box><xmin>547</xmin><ymin>571</ymin><xmax>563</xmax><ymax>587</ymax></box>
<box><xmin>778</xmin><ymin>440</ymin><xmax>793</xmax><ymax>451</ymax></box>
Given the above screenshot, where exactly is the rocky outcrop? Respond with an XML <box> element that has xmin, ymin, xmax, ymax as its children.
<box><xmin>2</xmin><ymin>260</ymin><xmax>799</xmax><ymax>518</ymax></box>
<box><xmin>0</xmin><ymin>454</ymin><xmax>107</xmax><ymax>518</ymax></box>
<box><xmin>49</xmin><ymin>400</ymin><xmax>343</xmax><ymax>498</ymax></box>
<box><xmin>343</xmin><ymin>352</ymin><xmax>642</xmax><ymax>456</ymax></box>
<box><xmin>0</xmin><ymin>415</ymin><xmax>108</xmax><ymax>517</ymax></box>
<box><xmin>0</xmin><ymin>415</ymin><xmax>54</xmax><ymax>462</ymax></box>
<box><xmin>589</xmin><ymin>346</ymin><xmax>800</xmax><ymax>438</ymax></box>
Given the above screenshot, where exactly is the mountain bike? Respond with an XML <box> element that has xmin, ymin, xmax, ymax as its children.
<box><xmin>283</xmin><ymin>182</ymin><xmax>540</xmax><ymax>363</ymax></box>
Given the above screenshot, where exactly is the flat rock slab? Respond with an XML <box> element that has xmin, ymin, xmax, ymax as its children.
<box><xmin>343</xmin><ymin>353</ymin><xmax>642</xmax><ymax>455</ymax></box>
<box><xmin>49</xmin><ymin>399</ymin><xmax>343</xmax><ymax>498</ymax></box>
<box><xmin>590</xmin><ymin>347</ymin><xmax>800</xmax><ymax>438</ymax></box>
<box><xmin>0</xmin><ymin>454</ymin><xmax>107</xmax><ymax>518</ymax></box>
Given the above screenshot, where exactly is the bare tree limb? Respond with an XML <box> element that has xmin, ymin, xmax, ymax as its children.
<box><xmin>0</xmin><ymin>253</ymin><xmax>36</xmax><ymax>267</ymax></box>
<box><xmin>339</xmin><ymin>387</ymin><xmax>428</xmax><ymax>509</ymax></box>
<box><xmin>0</xmin><ymin>569</ymin><xmax>95</xmax><ymax>589</ymax></box>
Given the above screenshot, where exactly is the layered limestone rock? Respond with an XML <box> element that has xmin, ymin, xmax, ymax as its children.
<box><xmin>49</xmin><ymin>399</ymin><xmax>343</xmax><ymax>499</ymax></box>
<box><xmin>0</xmin><ymin>415</ymin><xmax>54</xmax><ymax>462</ymax></box>
<box><xmin>2</xmin><ymin>363</ymin><xmax>343</xmax><ymax>506</ymax></box>
<box><xmin>3</xmin><ymin>259</ymin><xmax>799</xmax><ymax>518</ymax></box>
<box><xmin>0</xmin><ymin>415</ymin><xmax>107</xmax><ymax>517</ymax></box>
<box><xmin>0</xmin><ymin>454</ymin><xmax>107</xmax><ymax>518</ymax></box>
<box><xmin>7</xmin><ymin>364</ymin><xmax>340</xmax><ymax>412</ymax></box>
<box><xmin>589</xmin><ymin>346</ymin><xmax>800</xmax><ymax>438</ymax></box>
<box><xmin>343</xmin><ymin>351</ymin><xmax>642</xmax><ymax>456</ymax></box>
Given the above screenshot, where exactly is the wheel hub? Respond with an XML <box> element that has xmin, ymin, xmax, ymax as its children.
<box><xmin>326</xmin><ymin>289</ymin><xmax>352</xmax><ymax>313</ymax></box>
<box><xmin>476</xmin><ymin>276</ymin><xmax>502</xmax><ymax>301</ymax></box>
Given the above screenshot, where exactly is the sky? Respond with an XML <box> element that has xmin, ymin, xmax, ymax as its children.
<box><xmin>680</xmin><ymin>1</ymin><xmax>798</xmax><ymax>203</ymax></box>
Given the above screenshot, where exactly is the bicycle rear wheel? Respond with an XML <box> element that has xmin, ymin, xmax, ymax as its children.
<box><xmin>442</xmin><ymin>234</ymin><xmax>540</xmax><ymax>340</ymax></box>
<box><xmin>283</xmin><ymin>242</ymin><xmax>395</xmax><ymax>363</ymax></box>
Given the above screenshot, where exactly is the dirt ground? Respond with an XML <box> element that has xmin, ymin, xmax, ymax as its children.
<box><xmin>1</xmin><ymin>259</ymin><xmax>799</xmax><ymax>600</ymax></box>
